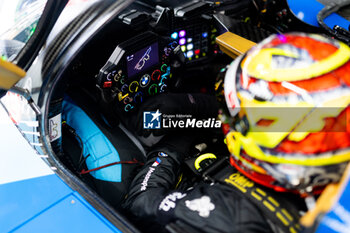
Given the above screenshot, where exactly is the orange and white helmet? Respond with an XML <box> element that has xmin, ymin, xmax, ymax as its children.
<box><xmin>222</xmin><ymin>33</ymin><xmax>350</xmax><ymax>194</ymax></box>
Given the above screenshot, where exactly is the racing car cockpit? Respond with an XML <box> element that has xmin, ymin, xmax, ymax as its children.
<box><xmin>49</xmin><ymin>0</ymin><xmax>233</xmax><ymax>211</ymax></box>
<box><xmin>41</xmin><ymin>0</ymin><xmax>253</xmax><ymax>223</ymax></box>
<box><xmin>13</xmin><ymin>0</ymin><xmax>349</xmax><ymax>232</ymax></box>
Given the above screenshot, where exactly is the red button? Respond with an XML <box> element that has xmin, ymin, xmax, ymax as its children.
<box><xmin>195</xmin><ymin>49</ymin><xmax>200</xmax><ymax>55</ymax></box>
<box><xmin>103</xmin><ymin>81</ymin><xmax>112</xmax><ymax>88</ymax></box>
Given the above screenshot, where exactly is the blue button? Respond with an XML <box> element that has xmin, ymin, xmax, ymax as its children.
<box><xmin>171</xmin><ymin>32</ymin><xmax>178</xmax><ymax>39</ymax></box>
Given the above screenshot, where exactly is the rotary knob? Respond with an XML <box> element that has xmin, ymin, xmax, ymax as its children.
<box><xmin>129</xmin><ymin>81</ymin><xmax>139</xmax><ymax>93</ymax></box>
<box><xmin>148</xmin><ymin>84</ymin><xmax>158</xmax><ymax>95</ymax></box>
<box><xmin>151</xmin><ymin>69</ymin><xmax>161</xmax><ymax>81</ymax></box>
<box><xmin>134</xmin><ymin>91</ymin><xmax>143</xmax><ymax>103</ymax></box>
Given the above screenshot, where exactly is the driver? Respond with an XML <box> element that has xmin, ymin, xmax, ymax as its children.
<box><xmin>122</xmin><ymin>33</ymin><xmax>350</xmax><ymax>232</ymax></box>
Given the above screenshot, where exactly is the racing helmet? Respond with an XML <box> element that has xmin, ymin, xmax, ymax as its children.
<box><xmin>221</xmin><ymin>33</ymin><xmax>350</xmax><ymax>194</ymax></box>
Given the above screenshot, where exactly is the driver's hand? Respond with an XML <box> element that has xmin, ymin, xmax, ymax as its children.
<box><xmin>147</xmin><ymin>132</ymin><xmax>198</xmax><ymax>162</ymax></box>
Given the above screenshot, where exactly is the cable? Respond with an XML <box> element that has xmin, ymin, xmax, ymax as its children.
<box><xmin>62</xmin><ymin>122</ymin><xmax>85</xmax><ymax>171</ymax></box>
<box><xmin>62</xmin><ymin>122</ymin><xmax>144</xmax><ymax>176</ymax></box>
<box><xmin>78</xmin><ymin>154</ymin><xmax>90</xmax><ymax>172</ymax></box>
<box><xmin>79</xmin><ymin>159</ymin><xmax>144</xmax><ymax>175</ymax></box>
<box><xmin>75</xmin><ymin>134</ymin><xmax>85</xmax><ymax>168</ymax></box>
<box><xmin>317</xmin><ymin>0</ymin><xmax>350</xmax><ymax>44</ymax></box>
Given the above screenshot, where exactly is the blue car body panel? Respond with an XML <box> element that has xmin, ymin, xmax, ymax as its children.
<box><xmin>0</xmin><ymin>175</ymin><xmax>121</xmax><ymax>233</ymax></box>
<box><xmin>288</xmin><ymin>0</ymin><xmax>349</xmax><ymax>29</ymax></box>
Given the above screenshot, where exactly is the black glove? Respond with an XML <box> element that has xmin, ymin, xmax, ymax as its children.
<box><xmin>147</xmin><ymin>132</ymin><xmax>197</xmax><ymax>163</ymax></box>
<box><xmin>123</xmin><ymin>93</ymin><xmax>219</xmax><ymax>137</ymax></box>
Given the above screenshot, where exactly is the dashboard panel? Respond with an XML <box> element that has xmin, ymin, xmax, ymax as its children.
<box><xmin>170</xmin><ymin>16</ymin><xmax>219</xmax><ymax>63</ymax></box>
<box><xmin>120</xmin><ymin>0</ymin><xmax>221</xmax><ymax>64</ymax></box>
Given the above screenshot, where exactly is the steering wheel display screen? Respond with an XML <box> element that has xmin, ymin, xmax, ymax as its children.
<box><xmin>97</xmin><ymin>32</ymin><xmax>176</xmax><ymax>113</ymax></box>
<box><xmin>126</xmin><ymin>42</ymin><xmax>159</xmax><ymax>77</ymax></box>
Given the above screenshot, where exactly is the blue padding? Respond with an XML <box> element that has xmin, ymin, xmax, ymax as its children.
<box><xmin>288</xmin><ymin>0</ymin><xmax>349</xmax><ymax>29</ymax></box>
<box><xmin>62</xmin><ymin>96</ymin><xmax>121</xmax><ymax>182</ymax></box>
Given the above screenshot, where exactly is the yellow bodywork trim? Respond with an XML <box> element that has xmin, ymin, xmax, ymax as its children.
<box><xmin>0</xmin><ymin>59</ymin><xmax>26</xmax><ymax>90</ymax></box>
<box><xmin>215</xmin><ymin>32</ymin><xmax>256</xmax><ymax>58</ymax></box>
<box><xmin>245</xmin><ymin>42</ymin><xmax>350</xmax><ymax>81</ymax></box>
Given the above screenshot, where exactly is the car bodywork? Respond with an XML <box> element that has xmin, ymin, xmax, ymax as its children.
<box><xmin>0</xmin><ymin>0</ymin><xmax>350</xmax><ymax>232</ymax></box>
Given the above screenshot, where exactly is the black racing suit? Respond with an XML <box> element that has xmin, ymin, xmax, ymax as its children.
<box><xmin>122</xmin><ymin>136</ymin><xmax>303</xmax><ymax>233</ymax></box>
